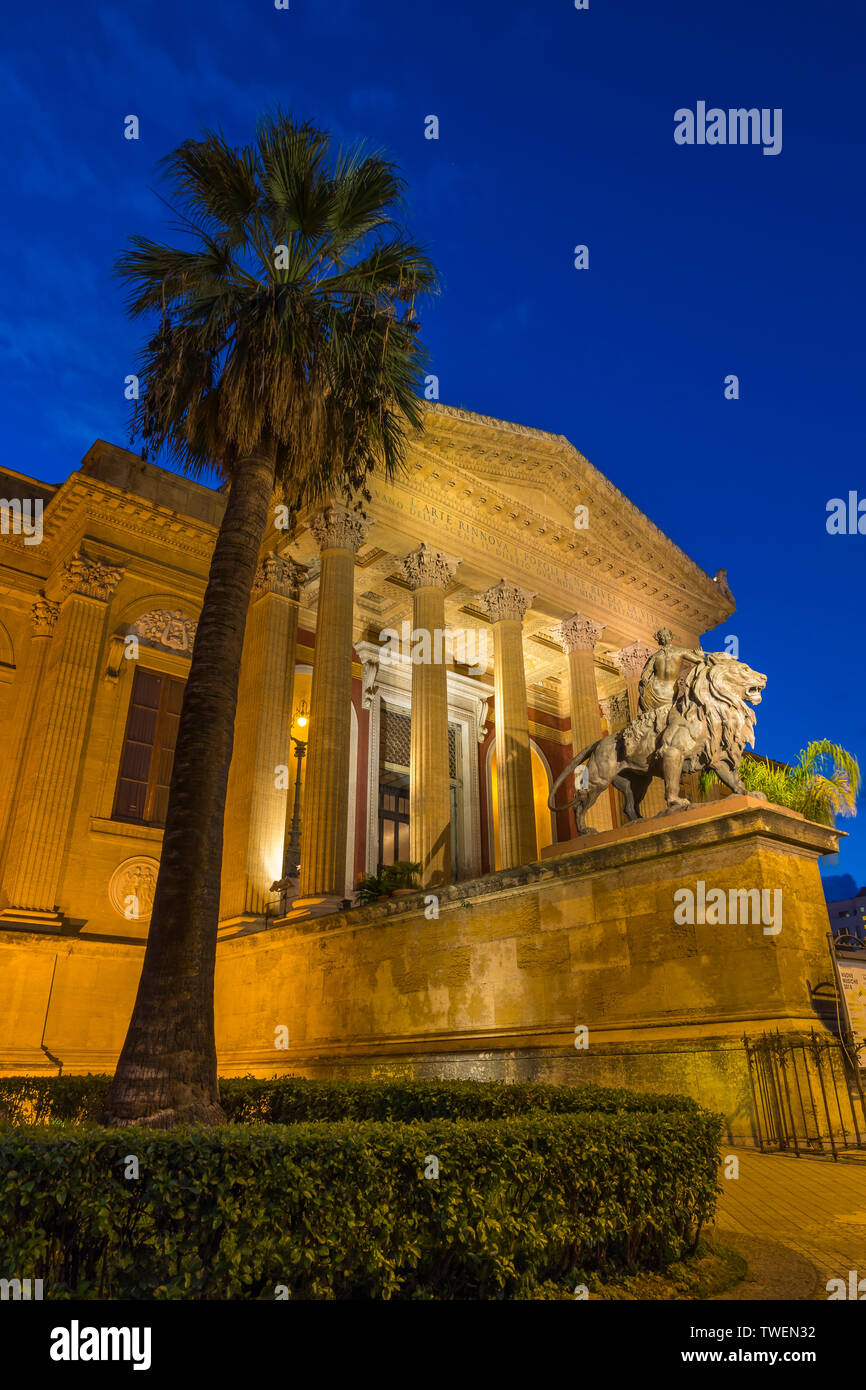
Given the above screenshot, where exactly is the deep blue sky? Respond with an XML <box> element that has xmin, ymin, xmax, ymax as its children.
<box><xmin>2</xmin><ymin>0</ymin><xmax>863</xmax><ymax>889</ymax></box>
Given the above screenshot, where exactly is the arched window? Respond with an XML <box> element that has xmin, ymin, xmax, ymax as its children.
<box><xmin>486</xmin><ymin>740</ymin><xmax>555</xmax><ymax>870</ymax></box>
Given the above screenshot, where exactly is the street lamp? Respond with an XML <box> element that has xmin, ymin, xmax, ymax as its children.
<box><xmin>271</xmin><ymin>700</ymin><xmax>309</xmax><ymax>918</ymax></box>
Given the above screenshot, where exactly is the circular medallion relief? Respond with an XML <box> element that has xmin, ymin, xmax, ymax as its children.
<box><xmin>109</xmin><ymin>857</ymin><xmax>160</xmax><ymax>922</ymax></box>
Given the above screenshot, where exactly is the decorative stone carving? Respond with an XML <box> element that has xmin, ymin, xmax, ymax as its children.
<box><xmin>308</xmin><ymin>506</ymin><xmax>369</xmax><ymax>554</ymax></box>
<box><xmin>477</xmin><ymin>579</ymin><xmax>535</xmax><ymax>624</ymax></box>
<box><xmin>130</xmin><ymin>610</ymin><xmax>198</xmax><ymax>655</ymax></box>
<box><xmin>109</xmin><ymin>856</ymin><xmax>160</xmax><ymax>922</ymax></box>
<box><xmin>60</xmin><ymin>552</ymin><xmax>123</xmax><ymax>601</ymax></box>
<box><xmin>252</xmin><ymin>553</ymin><xmax>302</xmax><ymax>601</ymax></box>
<box><xmin>31</xmin><ymin>597</ymin><xmax>60</xmax><ymax>637</ymax></box>
<box><xmin>474</xmin><ymin>697</ymin><xmax>491</xmax><ymax>742</ymax></box>
<box><xmin>610</xmin><ymin>640</ymin><xmax>656</xmax><ymax>684</ymax></box>
<box><xmin>556</xmin><ymin>613</ymin><xmax>605</xmax><ymax>653</ymax></box>
<box><xmin>104</xmin><ymin>634</ymin><xmax>126</xmax><ymax>683</ymax></box>
<box><xmin>361</xmin><ymin>656</ymin><xmax>379</xmax><ymax>710</ymax></box>
<box><xmin>550</xmin><ymin>654</ymin><xmax>767</xmax><ymax>834</ymax></box>
<box><xmin>399</xmin><ymin>542</ymin><xmax>459</xmax><ymax>591</ymax></box>
<box><xmin>600</xmin><ymin>691</ymin><xmax>630</xmax><ymax>729</ymax></box>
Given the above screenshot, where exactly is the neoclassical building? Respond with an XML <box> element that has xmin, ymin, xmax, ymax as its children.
<box><xmin>0</xmin><ymin>403</ymin><xmax>736</xmax><ymax>943</ymax></box>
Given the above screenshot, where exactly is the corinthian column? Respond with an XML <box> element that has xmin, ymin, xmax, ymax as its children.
<box><xmin>479</xmin><ymin>580</ymin><xmax>537</xmax><ymax>869</ymax></box>
<box><xmin>298</xmin><ymin>506</ymin><xmax>368</xmax><ymax>903</ymax></box>
<box><xmin>1</xmin><ymin>553</ymin><xmax>122</xmax><ymax>924</ymax></box>
<box><xmin>610</xmin><ymin>638</ymin><xmax>666</xmax><ymax>816</ymax></box>
<box><xmin>400</xmin><ymin>542</ymin><xmax>458</xmax><ymax>888</ymax></box>
<box><xmin>556</xmin><ymin>613</ymin><xmax>611</xmax><ymax>832</ymax></box>
<box><xmin>220</xmin><ymin>554</ymin><xmax>302</xmax><ymax>925</ymax></box>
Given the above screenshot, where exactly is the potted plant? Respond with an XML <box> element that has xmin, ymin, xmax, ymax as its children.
<box><xmin>382</xmin><ymin>861</ymin><xmax>422</xmax><ymax>896</ymax></box>
<box><xmin>355</xmin><ymin>873</ymin><xmax>386</xmax><ymax>906</ymax></box>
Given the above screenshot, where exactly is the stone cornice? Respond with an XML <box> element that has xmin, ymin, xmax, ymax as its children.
<box><xmin>28</xmin><ymin>473</ymin><xmax>223</xmax><ymax>568</ymax></box>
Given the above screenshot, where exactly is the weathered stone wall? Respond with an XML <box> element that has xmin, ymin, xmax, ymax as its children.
<box><xmin>0</xmin><ymin>798</ymin><xmax>840</xmax><ymax>1139</ymax></box>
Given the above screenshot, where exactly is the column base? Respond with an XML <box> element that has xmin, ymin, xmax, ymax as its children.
<box><xmin>217</xmin><ymin>913</ymin><xmax>266</xmax><ymax>941</ymax></box>
<box><xmin>0</xmin><ymin>907</ymin><xmax>63</xmax><ymax>933</ymax></box>
<box><xmin>273</xmin><ymin>894</ymin><xmax>346</xmax><ymax>924</ymax></box>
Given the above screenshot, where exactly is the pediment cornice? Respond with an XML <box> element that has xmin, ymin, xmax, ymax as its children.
<box><xmin>23</xmin><ymin>473</ymin><xmax>220</xmax><ymax>567</ymax></box>
<box><xmin>413</xmin><ymin>403</ymin><xmax>733</xmax><ymax>632</ymax></box>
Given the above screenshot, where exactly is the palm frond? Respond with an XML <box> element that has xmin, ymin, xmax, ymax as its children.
<box><xmin>117</xmin><ymin>110</ymin><xmax>439</xmax><ymax>507</ymax></box>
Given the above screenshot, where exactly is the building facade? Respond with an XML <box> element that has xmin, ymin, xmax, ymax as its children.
<box><xmin>0</xmin><ymin>403</ymin><xmax>735</xmax><ymax>944</ymax></box>
<box><xmin>828</xmin><ymin>891</ymin><xmax>866</xmax><ymax>945</ymax></box>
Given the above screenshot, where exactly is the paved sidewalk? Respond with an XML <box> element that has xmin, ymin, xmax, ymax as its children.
<box><xmin>711</xmin><ymin>1149</ymin><xmax>866</xmax><ymax>1298</ymax></box>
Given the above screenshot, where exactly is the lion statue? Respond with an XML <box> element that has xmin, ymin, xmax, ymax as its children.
<box><xmin>548</xmin><ymin>655</ymin><xmax>767</xmax><ymax>835</ymax></box>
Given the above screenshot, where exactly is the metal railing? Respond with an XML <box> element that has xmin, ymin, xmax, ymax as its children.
<box><xmin>743</xmin><ymin>1028</ymin><xmax>866</xmax><ymax>1159</ymax></box>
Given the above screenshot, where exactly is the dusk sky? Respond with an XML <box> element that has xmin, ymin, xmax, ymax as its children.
<box><xmin>3</xmin><ymin>0</ymin><xmax>864</xmax><ymax>886</ymax></box>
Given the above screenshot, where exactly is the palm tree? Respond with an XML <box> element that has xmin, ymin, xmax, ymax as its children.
<box><xmin>100</xmin><ymin>113</ymin><xmax>437</xmax><ymax>1127</ymax></box>
<box><xmin>700</xmin><ymin>741</ymin><xmax>860</xmax><ymax>826</ymax></box>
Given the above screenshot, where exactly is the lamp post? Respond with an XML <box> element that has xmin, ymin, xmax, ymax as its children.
<box><xmin>272</xmin><ymin>700</ymin><xmax>309</xmax><ymax>918</ymax></box>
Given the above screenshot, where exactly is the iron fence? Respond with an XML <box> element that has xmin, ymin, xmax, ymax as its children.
<box><xmin>743</xmin><ymin>1028</ymin><xmax>866</xmax><ymax>1159</ymax></box>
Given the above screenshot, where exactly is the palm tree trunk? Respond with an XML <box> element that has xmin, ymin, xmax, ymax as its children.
<box><xmin>101</xmin><ymin>445</ymin><xmax>276</xmax><ymax>1127</ymax></box>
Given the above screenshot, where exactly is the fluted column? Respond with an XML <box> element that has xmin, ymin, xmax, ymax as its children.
<box><xmin>0</xmin><ymin>598</ymin><xmax>58</xmax><ymax>858</ymax></box>
<box><xmin>1</xmin><ymin>553</ymin><xmax>122</xmax><ymax>922</ymax></box>
<box><xmin>556</xmin><ymin>613</ymin><xmax>612</xmax><ymax>832</ymax></box>
<box><xmin>220</xmin><ymin>554</ymin><xmax>302</xmax><ymax>923</ymax></box>
<box><xmin>479</xmin><ymin>580</ymin><xmax>537</xmax><ymax>869</ymax></box>
<box><xmin>299</xmin><ymin>506</ymin><xmax>368</xmax><ymax>901</ymax></box>
<box><xmin>610</xmin><ymin>639</ymin><xmax>666</xmax><ymax>816</ymax></box>
<box><xmin>400</xmin><ymin>543</ymin><xmax>458</xmax><ymax>888</ymax></box>
<box><xmin>600</xmin><ymin>689</ymin><xmax>631</xmax><ymax>826</ymax></box>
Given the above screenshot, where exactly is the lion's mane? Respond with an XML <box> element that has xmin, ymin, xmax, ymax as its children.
<box><xmin>677</xmin><ymin>656</ymin><xmax>758</xmax><ymax>769</ymax></box>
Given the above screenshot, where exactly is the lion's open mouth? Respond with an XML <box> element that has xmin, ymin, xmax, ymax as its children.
<box><xmin>746</xmin><ymin>685</ymin><xmax>764</xmax><ymax>703</ymax></box>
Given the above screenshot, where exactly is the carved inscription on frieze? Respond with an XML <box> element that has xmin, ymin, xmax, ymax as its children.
<box><xmin>375</xmin><ymin>487</ymin><xmax>662</xmax><ymax>631</ymax></box>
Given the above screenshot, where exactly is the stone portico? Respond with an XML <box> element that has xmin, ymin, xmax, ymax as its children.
<box><xmin>0</xmin><ymin>402</ymin><xmax>736</xmax><ymax>942</ymax></box>
<box><xmin>5</xmin><ymin>400</ymin><xmax>836</xmax><ymax>1138</ymax></box>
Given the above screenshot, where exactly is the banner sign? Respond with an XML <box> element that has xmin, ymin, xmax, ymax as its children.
<box><xmin>834</xmin><ymin>949</ymin><xmax>866</xmax><ymax>1069</ymax></box>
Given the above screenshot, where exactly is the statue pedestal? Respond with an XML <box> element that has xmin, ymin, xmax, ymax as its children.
<box><xmin>0</xmin><ymin>798</ymin><xmax>844</xmax><ymax>1145</ymax></box>
<box><xmin>209</xmin><ymin>797</ymin><xmax>845</xmax><ymax>1141</ymax></box>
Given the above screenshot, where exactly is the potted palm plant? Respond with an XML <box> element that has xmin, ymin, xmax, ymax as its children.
<box><xmin>356</xmin><ymin>873</ymin><xmax>386</xmax><ymax>906</ymax></box>
<box><xmin>382</xmin><ymin>861</ymin><xmax>422</xmax><ymax>896</ymax></box>
<box><xmin>700</xmin><ymin>740</ymin><xmax>860</xmax><ymax>826</ymax></box>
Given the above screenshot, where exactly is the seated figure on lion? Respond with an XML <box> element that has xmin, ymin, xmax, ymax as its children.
<box><xmin>548</xmin><ymin>635</ymin><xmax>768</xmax><ymax>836</ymax></box>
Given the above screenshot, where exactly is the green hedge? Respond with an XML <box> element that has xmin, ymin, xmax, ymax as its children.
<box><xmin>0</xmin><ymin>1074</ymin><xmax>699</xmax><ymax>1126</ymax></box>
<box><xmin>0</xmin><ymin>1110</ymin><xmax>722</xmax><ymax>1299</ymax></box>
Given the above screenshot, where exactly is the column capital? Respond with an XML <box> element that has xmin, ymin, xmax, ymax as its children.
<box><xmin>600</xmin><ymin>690</ymin><xmax>630</xmax><ymax>727</ymax></box>
<box><xmin>252</xmin><ymin>553</ymin><xmax>302</xmax><ymax>601</ymax></box>
<box><xmin>556</xmin><ymin>613</ymin><xmax>605</xmax><ymax>654</ymax></box>
<box><xmin>610</xmin><ymin>639</ymin><xmax>655</xmax><ymax>683</ymax></box>
<box><xmin>59</xmin><ymin>551</ymin><xmax>124</xmax><ymax>602</ymax></box>
<box><xmin>32</xmin><ymin>596</ymin><xmax>60</xmax><ymax>637</ymax></box>
<box><xmin>399</xmin><ymin>541</ymin><xmax>459</xmax><ymax>591</ymax></box>
<box><xmin>308</xmin><ymin>505</ymin><xmax>369</xmax><ymax>554</ymax></box>
<box><xmin>477</xmin><ymin>579</ymin><xmax>535</xmax><ymax>624</ymax></box>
